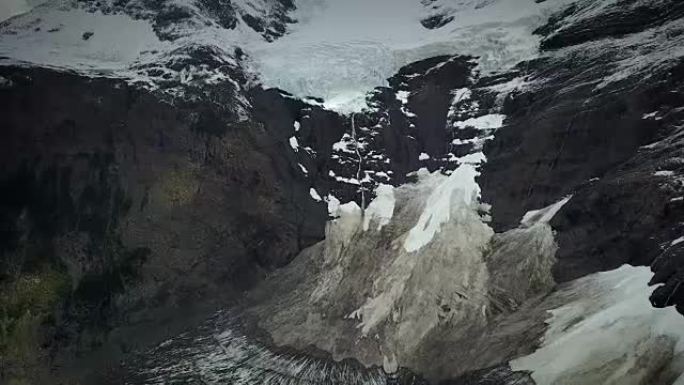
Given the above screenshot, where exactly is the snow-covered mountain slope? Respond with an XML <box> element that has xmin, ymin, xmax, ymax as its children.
<box><xmin>249</xmin><ymin>0</ymin><xmax>572</xmax><ymax>112</ymax></box>
<box><xmin>0</xmin><ymin>0</ymin><xmax>294</xmax><ymax>110</ymax></box>
<box><xmin>0</xmin><ymin>0</ymin><xmax>45</xmax><ymax>22</ymax></box>
<box><xmin>0</xmin><ymin>0</ymin><xmax>571</xmax><ymax>112</ymax></box>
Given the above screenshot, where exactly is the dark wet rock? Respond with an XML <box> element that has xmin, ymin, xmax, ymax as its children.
<box><xmin>0</xmin><ymin>66</ymin><xmax>327</xmax><ymax>383</ymax></box>
<box><xmin>394</xmin><ymin>56</ymin><xmax>476</xmax><ymax>158</ymax></box>
<box><xmin>536</xmin><ymin>0</ymin><xmax>684</xmax><ymax>50</ymax></box>
<box><xmin>440</xmin><ymin>364</ymin><xmax>534</xmax><ymax>385</ymax></box>
<box><xmin>421</xmin><ymin>14</ymin><xmax>454</xmax><ymax>29</ymax></box>
<box><xmin>77</xmin><ymin>0</ymin><xmax>295</xmax><ymax>42</ymax></box>
<box><xmin>479</xmin><ymin>0</ymin><xmax>684</xmax><ymax>312</ymax></box>
<box><xmin>317</xmin><ymin>55</ymin><xmax>481</xmax><ymax>207</ymax></box>
<box><xmin>481</xmin><ymin>72</ymin><xmax>661</xmax><ymax>232</ymax></box>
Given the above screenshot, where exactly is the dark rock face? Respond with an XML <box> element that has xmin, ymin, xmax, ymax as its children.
<box><xmin>390</xmin><ymin>55</ymin><xmax>476</xmax><ymax>158</ymax></box>
<box><xmin>440</xmin><ymin>365</ymin><xmax>534</xmax><ymax>385</ymax></box>
<box><xmin>77</xmin><ymin>0</ymin><xmax>296</xmax><ymax>41</ymax></box>
<box><xmin>481</xmin><ymin>61</ymin><xmax>661</xmax><ymax>232</ymax></box>
<box><xmin>321</xmin><ymin>55</ymin><xmax>479</xmax><ymax>206</ymax></box>
<box><xmin>536</xmin><ymin>0</ymin><xmax>684</xmax><ymax>50</ymax></box>
<box><xmin>0</xmin><ymin>66</ymin><xmax>328</xmax><ymax>382</ymax></box>
<box><xmin>420</xmin><ymin>14</ymin><xmax>454</xmax><ymax>29</ymax></box>
<box><xmin>479</xmin><ymin>0</ymin><xmax>684</xmax><ymax>312</ymax></box>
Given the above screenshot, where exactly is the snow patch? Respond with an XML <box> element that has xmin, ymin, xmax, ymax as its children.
<box><xmin>310</xmin><ymin>188</ymin><xmax>322</xmax><ymax>202</ymax></box>
<box><xmin>396</xmin><ymin>90</ymin><xmax>410</xmax><ymax>105</ymax></box>
<box><xmin>451</xmin><ymin>87</ymin><xmax>471</xmax><ymax>103</ymax></box>
<box><xmin>362</xmin><ymin>184</ymin><xmax>396</xmax><ymax>232</ymax></box>
<box><xmin>418</xmin><ymin>152</ymin><xmax>430</xmax><ymax>161</ymax></box>
<box><xmin>403</xmin><ymin>165</ymin><xmax>481</xmax><ymax>252</ymax></box>
<box><xmin>520</xmin><ymin>196</ymin><xmax>572</xmax><ymax>228</ymax></box>
<box><xmin>454</xmin><ymin>114</ymin><xmax>506</xmax><ymax>130</ymax></box>
<box><xmin>0</xmin><ymin>8</ymin><xmax>170</xmax><ymax>72</ymax></box>
<box><xmin>455</xmin><ymin>152</ymin><xmax>487</xmax><ymax>165</ymax></box>
<box><xmin>326</xmin><ymin>194</ymin><xmax>341</xmax><ymax>216</ymax></box>
<box><xmin>512</xmin><ymin>265</ymin><xmax>684</xmax><ymax>385</ymax></box>
<box><xmin>0</xmin><ymin>0</ymin><xmax>46</xmax><ymax>23</ymax></box>
<box><xmin>672</xmin><ymin>237</ymin><xmax>684</xmax><ymax>247</ymax></box>
<box><xmin>289</xmin><ymin>136</ymin><xmax>299</xmax><ymax>152</ymax></box>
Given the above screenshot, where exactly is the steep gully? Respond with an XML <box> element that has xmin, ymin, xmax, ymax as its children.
<box><xmin>1</xmin><ymin>1</ymin><xmax>684</xmax><ymax>384</ymax></box>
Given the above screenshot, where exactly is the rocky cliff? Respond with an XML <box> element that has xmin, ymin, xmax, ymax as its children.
<box><xmin>1</xmin><ymin>0</ymin><xmax>684</xmax><ymax>384</ymax></box>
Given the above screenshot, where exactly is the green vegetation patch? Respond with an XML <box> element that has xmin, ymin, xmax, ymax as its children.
<box><xmin>0</xmin><ymin>267</ymin><xmax>70</xmax><ymax>380</ymax></box>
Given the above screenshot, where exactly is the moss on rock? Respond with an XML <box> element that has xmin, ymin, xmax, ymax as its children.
<box><xmin>0</xmin><ymin>267</ymin><xmax>70</xmax><ymax>382</ymax></box>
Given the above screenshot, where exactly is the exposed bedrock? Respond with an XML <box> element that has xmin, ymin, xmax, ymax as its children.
<box><xmin>480</xmin><ymin>0</ymin><xmax>684</xmax><ymax>308</ymax></box>
<box><xmin>2</xmin><ymin>1</ymin><xmax>684</xmax><ymax>384</ymax></box>
<box><xmin>0</xmin><ymin>66</ymin><xmax>338</xmax><ymax>382</ymax></box>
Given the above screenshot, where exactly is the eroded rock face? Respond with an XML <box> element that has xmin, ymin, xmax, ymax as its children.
<box><xmin>480</xmin><ymin>0</ymin><xmax>684</xmax><ymax>300</ymax></box>
<box><xmin>0</xmin><ymin>66</ymin><xmax>333</xmax><ymax>382</ymax></box>
<box><xmin>536</xmin><ymin>0</ymin><xmax>684</xmax><ymax>50</ymax></box>
<box><xmin>77</xmin><ymin>0</ymin><xmax>296</xmax><ymax>41</ymax></box>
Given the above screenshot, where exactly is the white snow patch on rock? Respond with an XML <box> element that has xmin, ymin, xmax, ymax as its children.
<box><xmin>419</xmin><ymin>152</ymin><xmax>430</xmax><ymax>161</ymax></box>
<box><xmin>0</xmin><ymin>0</ymin><xmax>46</xmax><ymax>23</ymax></box>
<box><xmin>310</xmin><ymin>188</ymin><xmax>322</xmax><ymax>202</ymax></box>
<box><xmin>326</xmin><ymin>194</ymin><xmax>341</xmax><ymax>216</ymax></box>
<box><xmin>362</xmin><ymin>184</ymin><xmax>396</xmax><ymax>232</ymax></box>
<box><xmin>403</xmin><ymin>165</ymin><xmax>481</xmax><ymax>252</ymax></box>
<box><xmin>512</xmin><ymin>265</ymin><xmax>684</xmax><ymax>385</ymax></box>
<box><xmin>0</xmin><ymin>8</ymin><xmax>170</xmax><ymax>72</ymax></box>
<box><xmin>520</xmin><ymin>196</ymin><xmax>572</xmax><ymax>228</ymax></box>
<box><xmin>454</xmin><ymin>114</ymin><xmax>506</xmax><ymax>130</ymax></box>
<box><xmin>655</xmin><ymin>170</ymin><xmax>675</xmax><ymax>177</ymax></box>
<box><xmin>289</xmin><ymin>136</ymin><xmax>299</xmax><ymax>152</ymax></box>
<box><xmin>456</xmin><ymin>152</ymin><xmax>487</xmax><ymax>165</ymax></box>
<box><xmin>451</xmin><ymin>87</ymin><xmax>471</xmax><ymax>103</ymax></box>
<box><xmin>672</xmin><ymin>236</ymin><xmax>684</xmax><ymax>247</ymax></box>
<box><xmin>396</xmin><ymin>90</ymin><xmax>410</xmax><ymax>104</ymax></box>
